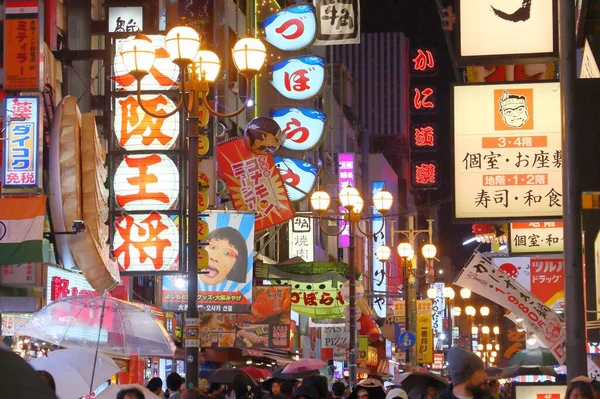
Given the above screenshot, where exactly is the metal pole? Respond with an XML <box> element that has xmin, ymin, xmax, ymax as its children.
<box><xmin>408</xmin><ymin>216</ymin><xmax>417</xmax><ymax>369</ymax></box>
<box><xmin>403</xmin><ymin>256</ymin><xmax>411</xmax><ymax>366</ymax></box>
<box><xmin>185</xmin><ymin>91</ymin><xmax>200</xmax><ymax>388</ymax></box>
<box><xmin>348</xmin><ymin>220</ymin><xmax>358</xmax><ymax>386</ymax></box>
<box><xmin>559</xmin><ymin>0</ymin><xmax>587</xmax><ymax>379</ymax></box>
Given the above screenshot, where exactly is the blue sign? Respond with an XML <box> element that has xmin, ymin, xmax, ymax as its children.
<box><xmin>398</xmin><ymin>331</ymin><xmax>416</xmax><ymax>350</ymax></box>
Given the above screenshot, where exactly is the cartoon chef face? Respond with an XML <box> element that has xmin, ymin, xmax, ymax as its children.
<box><xmin>498</xmin><ymin>90</ymin><xmax>529</xmax><ymax>128</ymax></box>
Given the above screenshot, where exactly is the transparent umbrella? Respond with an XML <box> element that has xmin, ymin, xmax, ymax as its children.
<box><xmin>18</xmin><ymin>295</ymin><xmax>176</xmax><ymax>358</ymax></box>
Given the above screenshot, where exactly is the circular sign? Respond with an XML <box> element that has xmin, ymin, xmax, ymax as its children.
<box><xmin>198</xmin><ymin>219</ymin><xmax>209</xmax><ymax>241</ymax></box>
<box><xmin>243</xmin><ymin>116</ymin><xmax>285</xmax><ymax>154</ymax></box>
<box><xmin>398</xmin><ymin>331</ymin><xmax>417</xmax><ymax>350</ymax></box>
<box><xmin>198</xmin><ymin>191</ymin><xmax>209</xmax><ymax>212</ymax></box>
<box><xmin>198</xmin><ymin>248</ymin><xmax>209</xmax><ymax>269</ymax></box>
<box><xmin>198</xmin><ymin>135</ymin><xmax>210</xmax><ymax>156</ymax></box>
<box><xmin>198</xmin><ymin>170</ymin><xmax>210</xmax><ymax>192</ymax></box>
<box><xmin>186</xmin><ymin>355</ymin><xmax>194</xmax><ymax>363</ymax></box>
<box><xmin>216</xmin><ymin>179</ymin><xmax>226</xmax><ymax>195</ymax></box>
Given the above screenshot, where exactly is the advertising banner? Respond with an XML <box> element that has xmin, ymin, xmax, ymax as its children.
<box><xmin>455</xmin><ymin>253</ymin><xmax>566</xmax><ymax>364</ymax></box>
<box><xmin>162</xmin><ymin>211</ymin><xmax>255</xmax><ymax>313</ymax></box>
<box><xmin>453</xmin><ymin>82</ymin><xmax>562</xmax><ymax>220</ymax></box>
<box><xmin>288</xmin><ymin>216</ymin><xmax>315</xmax><ymax>261</ymax></box>
<box><xmin>197</xmin><ymin>286</ymin><xmax>291</xmax><ymax>349</ymax></box>
<box><xmin>4</xmin><ymin>0</ymin><xmax>40</xmax><ymax>91</ymax></box>
<box><xmin>430</xmin><ymin>282</ymin><xmax>446</xmax><ymax>349</ymax></box>
<box><xmin>509</xmin><ymin>221</ymin><xmax>563</xmax><ymax>255</ymax></box>
<box><xmin>314</xmin><ymin>0</ymin><xmax>360</xmax><ymax>46</ymax></box>
<box><xmin>217</xmin><ymin>138</ymin><xmax>294</xmax><ymax>231</ymax></box>
<box><xmin>371</xmin><ymin>181</ymin><xmax>387</xmax><ymax>318</ymax></box>
<box><xmin>338</xmin><ymin>153</ymin><xmax>355</xmax><ymax>247</ymax></box>
<box><xmin>47</xmin><ymin>265</ymin><xmax>98</xmax><ymax>304</ymax></box>
<box><xmin>416</xmin><ymin>299</ymin><xmax>433</xmax><ymax>364</ymax></box>
<box><xmin>321</xmin><ymin>325</ymin><xmax>350</xmax><ymax>360</ymax></box>
<box><xmin>4</xmin><ymin>96</ymin><xmax>41</xmax><ymax>187</ymax></box>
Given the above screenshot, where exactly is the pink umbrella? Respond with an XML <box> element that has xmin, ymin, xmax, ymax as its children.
<box><xmin>282</xmin><ymin>359</ymin><xmax>326</xmax><ymax>374</ymax></box>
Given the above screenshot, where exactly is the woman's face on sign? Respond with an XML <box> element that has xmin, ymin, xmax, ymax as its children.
<box><xmin>200</xmin><ymin>238</ymin><xmax>239</xmax><ymax>285</ymax></box>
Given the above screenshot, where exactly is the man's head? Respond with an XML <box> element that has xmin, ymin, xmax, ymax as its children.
<box><xmin>281</xmin><ymin>380</ymin><xmax>297</xmax><ymax>398</ymax></box>
<box><xmin>272</xmin><ymin>381</ymin><xmax>282</xmax><ymax>395</ymax></box>
<box><xmin>447</xmin><ymin>346</ymin><xmax>488</xmax><ymax>396</ymax></box>
<box><xmin>167</xmin><ymin>372</ymin><xmax>184</xmax><ymax>393</ymax></box>
<box><xmin>117</xmin><ymin>388</ymin><xmax>145</xmax><ymax>399</ymax></box>
<box><xmin>293</xmin><ymin>385</ymin><xmax>319</xmax><ymax>399</ymax></box>
<box><xmin>498</xmin><ymin>91</ymin><xmax>529</xmax><ymax>128</ymax></box>
<box><xmin>302</xmin><ymin>375</ymin><xmax>328</xmax><ymax>399</ymax></box>
<box><xmin>209</xmin><ymin>383</ymin><xmax>223</xmax><ymax>395</ymax></box>
<box><xmin>356</xmin><ymin>389</ymin><xmax>369</xmax><ymax>399</ymax></box>
<box><xmin>426</xmin><ymin>386</ymin><xmax>437</xmax><ymax>399</ymax></box>
<box><xmin>147</xmin><ymin>377</ymin><xmax>163</xmax><ymax>394</ymax></box>
<box><xmin>489</xmin><ymin>380</ymin><xmax>501</xmax><ymax>396</ymax></box>
<box><xmin>332</xmin><ymin>382</ymin><xmax>346</xmax><ymax>398</ymax></box>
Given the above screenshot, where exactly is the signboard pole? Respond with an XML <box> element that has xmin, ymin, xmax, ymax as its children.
<box><xmin>348</xmin><ymin>220</ymin><xmax>358</xmax><ymax>387</ymax></box>
<box><xmin>559</xmin><ymin>0</ymin><xmax>587</xmax><ymax>379</ymax></box>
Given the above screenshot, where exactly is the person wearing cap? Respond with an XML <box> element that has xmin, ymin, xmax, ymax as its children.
<box><xmin>385</xmin><ymin>388</ymin><xmax>408</xmax><ymax>399</ymax></box>
<box><xmin>293</xmin><ymin>385</ymin><xmax>319</xmax><ymax>399</ymax></box>
<box><xmin>439</xmin><ymin>347</ymin><xmax>491</xmax><ymax>399</ymax></box>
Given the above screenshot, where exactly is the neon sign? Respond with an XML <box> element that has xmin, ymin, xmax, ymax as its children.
<box><xmin>412</xmin><ymin>86</ymin><xmax>436</xmax><ymax>112</ymax></box>
<box><xmin>411</xmin><ymin>123</ymin><xmax>437</xmax><ymax>150</ymax></box>
<box><xmin>411</xmin><ymin>161</ymin><xmax>439</xmax><ymax>189</ymax></box>
<box><xmin>411</xmin><ymin>48</ymin><xmax>437</xmax><ymax>74</ymax></box>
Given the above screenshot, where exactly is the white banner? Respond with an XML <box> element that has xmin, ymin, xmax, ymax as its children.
<box><xmin>321</xmin><ymin>326</ymin><xmax>349</xmax><ymax>360</ymax></box>
<box><xmin>454</xmin><ymin>253</ymin><xmax>565</xmax><ymax>364</ymax></box>
<box><xmin>313</xmin><ymin>0</ymin><xmax>360</xmax><ymax>46</ymax></box>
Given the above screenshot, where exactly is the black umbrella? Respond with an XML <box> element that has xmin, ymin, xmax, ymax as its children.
<box><xmin>0</xmin><ymin>348</ymin><xmax>58</xmax><ymax>399</ymax></box>
<box><xmin>486</xmin><ymin>368</ymin><xmax>504</xmax><ymax>378</ymax></box>
<box><xmin>347</xmin><ymin>378</ymin><xmax>387</xmax><ymax>399</ymax></box>
<box><xmin>499</xmin><ymin>366</ymin><xmax>558</xmax><ymax>379</ymax></box>
<box><xmin>208</xmin><ymin>368</ymin><xmax>259</xmax><ymax>386</ymax></box>
<box><xmin>508</xmin><ymin>348</ymin><xmax>559</xmax><ymax>366</ymax></box>
<box><xmin>400</xmin><ymin>372</ymin><xmax>448</xmax><ymax>399</ymax></box>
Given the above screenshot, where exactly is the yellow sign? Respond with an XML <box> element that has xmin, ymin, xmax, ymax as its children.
<box><xmin>416</xmin><ymin>299</ymin><xmax>433</xmax><ymax>364</ymax></box>
<box><xmin>357</xmin><ymin>336</ymin><xmax>369</xmax><ymax>362</ymax></box>
<box><xmin>198</xmin><ymin>219</ymin><xmax>209</xmax><ymax>241</ymax></box>
<box><xmin>198</xmin><ymin>191</ymin><xmax>209</xmax><ymax>212</ymax></box>
<box><xmin>197</xmin><ymin>248</ymin><xmax>209</xmax><ymax>269</ymax></box>
<box><xmin>198</xmin><ymin>135</ymin><xmax>210</xmax><ymax>156</ymax></box>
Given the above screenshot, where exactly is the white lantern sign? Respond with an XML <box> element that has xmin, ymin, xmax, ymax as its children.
<box><xmin>274</xmin><ymin>157</ymin><xmax>319</xmax><ymax>202</ymax></box>
<box><xmin>114</xmin><ymin>154</ymin><xmax>179</xmax><ymax>211</ymax></box>
<box><xmin>270</xmin><ymin>107</ymin><xmax>326</xmax><ymax>151</ymax></box>
<box><xmin>260</xmin><ymin>5</ymin><xmax>317</xmax><ymax>51</ymax></box>
<box><xmin>270</xmin><ymin>56</ymin><xmax>325</xmax><ymax>101</ymax></box>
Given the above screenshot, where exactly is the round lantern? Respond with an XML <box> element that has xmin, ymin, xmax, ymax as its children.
<box><xmin>198</xmin><ymin>191</ymin><xmax>209</xmax><ymax>212</ymax></box>
<box><xmin>113</xmin><ymin>212</ymin><xmax>179</xmax><ymax>272</ymax></box>
<box><xmin>114</xmin><ymin>154</ymin><xmax>179</xmax><ymax>211</ymax></box>
<box><xmin>198</xmin><ymin>219</ymin><xmax>209</xmax><ymax>240</ymax></box>
<box><xmin>114</xmin><ymin>94</ymin><xmax>180</xmax><ymax>151</ymax></box>
<box><xmin>198</xmin><ymin>248</ymin><xmax>209</xmax><ymax>269</ymax></box>
<box><xmin>198</xmin><ymin>135</ymin><xmax>210</xmax><ymax>156</ymax></box>
<box><xmin>243</xmin><ymin>116</ymin><xmax>285</xmax><ymax>154</ymax></box>
<box><xmin>341</xmin><ymin>280</ymin><xmax>365</xmax><ymax>302</ymax></box>
<box><xmin>198</xmin><ymin>170</ymin><xmax>210</xmax><ymax>192</ymax></box>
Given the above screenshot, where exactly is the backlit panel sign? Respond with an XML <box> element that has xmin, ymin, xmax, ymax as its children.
<box><xmin>274</xmin><ymin>157</ymin><xmax>318</xmax><ymax>202</ymax></box>
<box><xmin>261</xmin><ymin>5</ymin><xmax>317</xmax><ymax>51</ymax></box>
<box><xmin>371</xmin><ymin>181</ymin><xmax>386</xmax><ymax>318</ymax></box>
<box><xmin>338</xmin><ymin>153</ymin><xmax>354</xmax><ymax>248</ymax></box>
<box><xmin>3</xmin><ymin>96</ymin><xmax>40</xmax><ymax>187</ymax></box>
<box><xmin>289</xmin><ymin>216</ymin><xmax>314</xmax><ymax>261</ymax></box>
<box><xmin>509</xmin><ymin>221</ymin><xmax>563</xmax><ymax>255</ymax></box>
<box><xmin>108</xmin><ymin>7</ymin><xmax>143</xmax><ymax>33</ymax></box>
<box><xmin>453</xmin><ymin>82</ymin><xmax>562</xmax><ymax>220</ymax></box>
<box><xmin>431</xmin><ymin>282</ymin><xmax>445</xmax><ymax>349</ymax></box>
<box><xmin>270</xmin><ymin>56</ymin><xmax>325</xmax><ymax>101</ymax></box>
<box><xmin>270</xmin><ymin>107</ymin><xmax>327</xmax><ymax>152</ymax></box>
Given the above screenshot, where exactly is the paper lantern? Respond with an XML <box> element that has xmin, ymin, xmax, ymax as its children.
<box><xmin>198</xmin><ymin>248</ymin><xmax>209</xmax><ymax>269</ymax></box>
<box><xmin>198</xmin><ymin>219</ymin><xmax>209</xmax><ymax>240</ymax></box>
<box><xmin>114</xmin><ymin>154</ymin><xmax>179</xmax><ymax>211</ymax></box>
<box><xmin>260</xmin><ymin>5</ymin><xmax>317</xmax><ymax>51</ymax></box>
<box><xmin>198</xmin><ymin>170</ymin><xmax>210</xmax><ymax>192</ymax></box>
<box><xmin>198</xmin><ymin>135</ymin><xmax>210</xmax><ymax>156</ymax></box>
<box><xmin>274</xmin><ymin>157</ymin><xmax>318</xmax><ymax>202</ymax></box>
<box><xmin>114</xmin><ymin>94</ymin><xmax>180</xmax><ymax>151</ymax></box>
<box><xmin>113</xmin><ymin>212</ymin><xmax>179</xmax><ymax>272</ymax></box>
<box><xmin>198</xmin><ymin>191</ymin><xmax>209</xmax><ymax>212</ymax></box>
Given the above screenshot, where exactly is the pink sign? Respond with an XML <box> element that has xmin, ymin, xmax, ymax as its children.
<box><xmin>338</xmin><ymin>153</ymin><xmax>355</xmax><ymax>247</ymax></box>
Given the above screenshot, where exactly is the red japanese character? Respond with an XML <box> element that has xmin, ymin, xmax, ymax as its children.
<box><xmin>117</xmin><ymin>96</ymin><xmax>174</xmax><ymax>148</ymax></box>
<box><xmin>336</xmin><ymin>291</ymin><xmax>345</xmax><ymax>305</ymax></box>
<box><xmin>414</xmin><ymin>126</ymin><xmax>435</xmax><ymax>147</ymax></box>
<box><xmin>284</xmin><ymin>118</ymin><xmax>310</xmax><ymax>144</ymax></box>
<box><xmin>275</xmin><ymin>18</ymin><xmax>305</xmax><ymax>40</ymax></box>
<box><xmin>291</xmin><ymin>292</ymin><xmax>300</xmax><ymax>304</ymax></box>
<box><xmin>284</xmin><ymin>69</ymin><xmax>311</xmax><ymax>92</ymax></box>
<box><xmin>115</xmin><ymin>154</ymin><xmax>170</xmax><ymax>208</ymax></box>
<box><xmin>303</xmin><ymin>292</ymin><xmax>318</xmax><ymax>306</ymax></box>
<box><xmin>413</xmin><ymin>87</ymin><xmax>435</xmax><ymax>110</ymax></box>
<box><xmin>319</xmin><ymin>292</ymin><xmax>334</xmax><ymax>306</ymax></box>
<box><xmin>414</xmin><ymin>163</ymin><xmax>437</xmax><ymax>185</ymax></box>
<box><xmin>412</xmin><ymin>49</ymin><xmax>435</xmax><ymax>72</ymax></box>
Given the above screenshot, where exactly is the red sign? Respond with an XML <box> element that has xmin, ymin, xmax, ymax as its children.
<box><xmin>411</xmin><ymin>161</ymin><xmax>439</xmax><ymax>189</ymax></box>
<box><xmin>530</xmin><ymin>258</ymin><xmax>564</xmax><ymax>307</ymax></box>
<box><xmin>217</xmin><ymin>138</ymin><xmax>295</xmax><ymax>231</ymax></box>
<box><xmin>537</xmin><ymin>394</ymin><xmax>560</xmax><ymax>399</ymax></box>
<box><xmin>50</xmin><ymin>276</ymin><xmax>99</xmax><ymax>301</ymax></box>
<box><xmin>412</xmin><ymin>87</ymin><xmax>436</xmax><ymax>111</ymax></box>
<box><xmin>411</xmin><ymin>123</ymin><xmax>438</xmax><ymax>150</ymax></box>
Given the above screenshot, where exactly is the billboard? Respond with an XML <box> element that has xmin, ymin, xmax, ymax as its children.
<box><xmin>289</xmin><ymin>217</ymin><xmax>314</xmax><ymax>261</ymax></box>
<box><xmin>509</xmin><ymin>221</ymin><xmax>563</xmax><ymax>255</ymax></box>
<box><xmin>453</xmin><ymin>82</ymin><xmax>562</xmax><ymax>220</ymax></box>
<box><xmin>338</xmin><ymin>153</ymin><xmax>355</xmax><ymax>247</ymax></box>
<box><xmin>197</xmin><ymin>286</ymin><xmax>291</xmax><ymax>349</ymax></box>
<box><xmin>371</xmin><ymin>181</ymin><xmax>387</xmax><ymax>318</ymax></box>
<box><xmin>162</xmin><ymin>211</ymin><xmax>255</xmax><ymax>313</ymax></box>
<box><xmin>457</xmin><ymin>0</ymin><xmax>557</xmax><ymax>64</ymax></box>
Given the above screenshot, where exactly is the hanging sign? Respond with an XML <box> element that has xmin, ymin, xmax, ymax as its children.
<box><xmin>274</xmin><ymin>157</ymin><xmax>319</xmax><ymax>202</ymax></box>
<box><xmin>509</xmin><ymin>221</ymin><xmax>563</xmax><ymax>255</ymax></box>
<box><xmin>314</xmin><ymin>0</ymin><xmax>360</xmax><ymax>46</ymax></box>
<box><xmin>411</xmin><ymin>86</ymin><xmax>437</xmax><ymax>113</ymax></box>
<box><xmin>217</xmin><ymin>138</ymin><xmax>294</xmax><ymax>231</ymax></box>
<box><xmin>261</xmin><ymin>5</ymin><xmax>317</xmax><ymax>51</ymax></box>
<box><xmin>453</xmin><ymin>82</ymin><xmax>562</xmax><ymax>220</ymax></box>
<box><xmin>4</xmin><ymin>0</ymin><xmax>40</xmax><ymax>91</ymax></box>
<box><xmin>411</xmin><ymin>123</ymin><xmax>438</xmax><ymax>151</ymax></box>
<box><xmin>457</xmin><ymin>0</ymin><xmax>557</xmax><ymax>64</ymax></box>
<box><xmin>455</xmin><ymin>253</ymin><xmax>566</xmax><ymax>364</ymax></box>
<box><xmin>431</xmin><ymin>282</ymin><xmax>446</xmax><ymax>349</ymax></box>
<box><xmin>411</xmin><ymin>48</ymin><xmax>438</xmax><ymax>76</ymax></box>
<box><xmin>338</xmin><ymin>153</ymin><xmax>355</xmax><ymax>248</ymax></box>
<box><xmin>270</xmin><ymin>107</ymin><xmax>327</xmax><ymax>152</ymax></box>
<box><xmin>289</xmin><ymin>217</ymin><xmax>315</xmax><ymax>262</ymax></box>
<box><xmin>3</xmin><ymin>96</ymin><xmax>41</xmax><ymax>187</ymax></box>
<box><xmin>270</xmin><ymin>56</ymin><xmax>326</xmax><ymax>101</ymax></box>
<box><xmin>411</xmin><ymin>161</ymin><xmax>439</xmax><ymax>189</ymax></box>
<box><xmin>416</xmin><ymin>299</ymin><xmax>433</xmax><ymax>364</ymax></box>
<box><xmin>371</xmin><ymin>181</ymin><xmax>387</xmax><ymax>318</ymax></box>
<box><xmin>272</xmin><ymin>278</ymin><xmax>347</xmax><ymax>319</ymax></box>
<box><xmin>108</xmin><ymin>7</ymin><xmax>143</xmax><ymax>33</ymax></box>
<box><xmin>466</xmin><ymin>64</ymin><xmax>555</xmax><ymax>83</ymax></box>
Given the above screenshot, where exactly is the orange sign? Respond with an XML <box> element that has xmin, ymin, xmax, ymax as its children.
<box><xmin>494</xmin><ymin>88</ymin><xmax>534</xmax><ymax>131</ymax></box>
<box><xmin>4</xmin><ymin>1</ymin><xmax>40</xmax><ymax>91</ymax></box>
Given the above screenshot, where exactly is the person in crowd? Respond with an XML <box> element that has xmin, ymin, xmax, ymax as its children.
<box><xmin>37</xmin><ymin>370</ymin><xmax>56</xmax><ymax>393</ymax></box>
<box><xmin>167</xmin><ymin>372</ymin><xmax>185</xmax><ymax>399</ymax></box>
<box><xmin>332</xmin><ymin>382</ymin><xmax>347</xmax><ymax>399</ymax></box>
<box><xmin>117</xmin><ymin>388</ymin><xmax>145</xmax><ymax>399</ymax></box>
<box><xmin>302</xmin><ymin>375</ymin><xmax>329</xmax><ymax>399</ymax></box>
<box><xmin>267</xmin><ymin>380</ymin><xmax>286</xmax><ymax>399</ymax></box>
<box><xmin>424</xmin><ymin>386</ymin><xmax>437</xmax><ymax>399</ymax></box>
<box><xmin>183</xmin><ymin>387</ymin><xmax>211</xmax><ymax>399</ymax></box>
<box><xmin>385</xmin><ymin>388</ymin><xmax>408</xmax><ymax>399</ymax></box>
<box><xmin>565</xmin><ymin>376</ymin><xmax>600</xmax><ymax>399</ymax></box>
<box><xmin>147</xmin><ymin>377</ymin><xmax>165</xmax><ymax>398</ymax></box>
<box><xmin>210</xmin><ymin>383</ymin><xmax>225</xmax><ymax>399</ymax></box>
<box><xmin>281</xmin><ymin>380</ymin><xmax>297</xmax><ymax>398</ymax></box>
<box><xmin>439</xmin><ymin>346</ymin><xmax>491</xmax><ymax>399</ymax></box>
<box><xmin>488</xmin><ymin>380</ymin><xmax>501</xmax><ymax>399</ymax></box>
<box><xmin>293</xmin><ymin>385</ymin><xmax>319</xmax><ymax>399</ymax></box>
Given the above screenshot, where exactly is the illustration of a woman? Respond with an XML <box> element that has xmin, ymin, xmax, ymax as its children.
<box><xmin>200</xmin><ymin>227</ymin><xmax>248</xmax><ymax>286</ymax></box>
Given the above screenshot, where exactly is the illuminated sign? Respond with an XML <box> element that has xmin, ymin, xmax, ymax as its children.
<box><xmin>274</xmin><ymin>157</ymin><xmax>318</xmax><ymax>202</ymax></box>
<box><xmin>113</xmin><ymin>94</ymin><xmax>180</xmax><ymax>151</ymax></box>
<box><xmin>313</xmin><ymin>0</ymin><xmax>360</xmax><ymax>46</ymax></box>
<box><xmin>411</xmin><ymin>48</ymin><xmax>437</xmax><ymax>74</ymax></box>
<box><xmin>509</xmin><ymin>221</ymin><xmax>563</xmax><ymax>255</ymax></box>
<box><xmin>371</xmin><ymin>181</ymin><xmax>386</xmax><ymax>318</ymax></box>
<box><xmin>411</xmin><ymin>161</ymin><xmax>439</xmax><ymax>189</ymax></box>
<box><xmin>4</xmin><ymin>1</ymin><xmax>40</xmax><ymax>91</ymax></box>
<box><xmin>411</xmin><ymin>86</ymin><xmax>436</xmax><ymax>112</ymax></box>
<box><xmin>114</xmin><ymin>154</ymin><xmax>180</xmax><ymax>211</ymax></box>
<box><xmin>113</xmin><ymin>212</ymin><xmax>180</xmax><ymax>272</ymax></box>
<box><xmin>261</xmin><ymin>5</ymin><xmax>317</xmax><ymax>51</ymax></box>
<box><xmin>458</xmin><ymin>0</ymin><xmax>557</xmax><ymax>63</ymax></box>
<box><xmin>289</xmin><ymin>217</ymin><xmax>314</xmax><ymax>261</ymax></box>
<box><xmin>431</xmin><ymin>283</ymin><xmax>445</xmax><ymax>349</ymax></box>
<box><xmin>272</xmin><ymin>278</ymin><xmax>347</xmax><ymax>319</ymax></box>
<box><xmin>411</xmin><ymin>123</ymin><xmax>438</xmax><ymax>151</ymax></box>
<box><xmin>108</xmin><ymin>6</ymin><xmax>143</xmax><ymax>33</ymax></box>
<box><xmin>4</xmin><ymin>97</ymin><xmax>40</xmax><ymax>187</ymax></box>
<box><xmin>338</xmin><ymin>153</ymin><xmax>354</xmax><ymax>248</ymax></box>
<box><xmin>270</xmin><ymin>56</ymin><xmax>325</xmax><ymax>101</ymax></box>
<box><xmin>453</xmin><ymin>82</ymin><xmax>562</xmax><ymax>220</ymax></box>
<box><xmin>270</xmin><ymin>107</ymin><xmax>327</xmax><ymax>152</ymax></box>
<box><xmin>46</xmin><ymin>265</ymin><xmax>97</xmax><ymax>303</ymax></box>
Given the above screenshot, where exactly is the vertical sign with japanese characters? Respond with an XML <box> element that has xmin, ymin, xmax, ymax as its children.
<box><xmin>3</xmin><ymin>97</ymin><xmax>41</xmax><ymax>188</ymax></box>
<box><xmin>289</xmin><ymin>217</ymin><xmax>315</xmax><ymax>261</ymax></box>
<box><xmin>530</xmin><ymin>258</ymin><xmax>565</xmax><ymax>311</ymax></box>
<box><xmin>416</xmin><ymin>299</ymin><xmax>433</xmax><ymax>364</ymax></box>
<box><xmin>431</xmin><ymin>282</ymin><xmax>445</xmax><ymax>350</ymax></box>
<box><xmin>4</xmin><ymin>0</ymin><xmax>41</xmax><ymax>91</ymax></box>
<box><xmin>338</xmin><ymin>153</ymin><xmax>355</xmax><ymax>248</ymax></box>
<box><xmin>371</xmin><ymin>181</ymin><xmax>387</xmax><ymax>318</ymax></box>
<box><xmin>314</xmin><ymin>0</ymin><xmax>360</xmax><ymax>46</ymax></box>
<box><xmin>454</xmin><ymin>82</ymin><xmax>562</xmax><ymax>220</ymax></box>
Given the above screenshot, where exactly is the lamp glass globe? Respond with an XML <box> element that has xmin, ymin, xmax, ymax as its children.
<box><xmin>121</xmin><ymin>34</ymin><xmax>156</xmax><ymax>75</ymax></box>
<box><xmin>191</xmin><ymin>50</ymin><xmax>221</xmax><ymax>82</ymax></box>
<box><xmin>397</xmin><ymin>243</ymin><xmax>413</xmax><ymax>258</ymax></box>
<box><xmin>165</xmin><ymin>26</ymin><xmax>200</xmax><ymax>63</ymax></box>
<box><xmin>232</xmin><ymin>37</ymin><xmax>267</xmax><ymax>74</ymax></box>
<box><xmin>339</xmin><ymin>186</ymin><xmax>361</xmax><ymax>209</ymax></box>
<box><xmin>375</xmin><ymin>245</ymin><xmax>392</xmax><ymax>262</ymax></box>
<box><xmin>422</xmin><ymin>243</ymin><xmax>437</xmax><ymax>260</ymax></box>
<box><xmin>310</xmin><ymin>190</ymin><xmax>330</xmax><ymax>212</ymax></box>
<box><xmin>460</xmin><ymin>288</ymin><xmax>472</xmax><ymax>299</ymax></box>
<box><xmin>372</xmin><ymin>190</ymin><xmax>393</xmax><ymax>213</ymax></box>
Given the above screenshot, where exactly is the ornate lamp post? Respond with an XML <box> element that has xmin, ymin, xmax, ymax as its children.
<box><xmin>443</xmin><ymin>287</ymin><xmax>455</xmax><ymax>348</ymax></box>
<box><xmin>121</xmin><ymin>26</ymin><xmax>266</xmax><ymax>388</ymax></box>
<box><xmin>465</xmin><ymin>305</ymin><xmax>476</xmax><ymax>350</ymax></box>
<box><xmin>310</xmin><ymin>186</ymin><xmax>393</xmax><ymax>386</ymax></box>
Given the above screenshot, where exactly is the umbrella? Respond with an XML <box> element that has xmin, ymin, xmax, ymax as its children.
<box><xmin>208</xmin><ymin>368</ymin><xmax>259</xmax><ymax>386</ymax></box>
<box><xmin>271</xmin><ymin>366</ymin><xmax>317</xmax><ymax>380</ymax></box>
<box><xmin>347</xmin><ymin>378</ymin><xmax>386</xmax><ymax>399</ymax></box>
<box><xmin>0</xmin><ymin>348</ymin><xmax>58</xmax><ymax>399</ymax></box>
<box><xmin>30</xmin><ymin>348</ymin><xmax>120</xmax><ymax>399</ymax></box>
<box><xmin>17</xmin><ymin>295</ymin><xmax>176</xmax><ymax>358</ymax></box>
<box><xmin>486</xmin><ymin>368</ymin><xmax>504</xmax><ymax>378</ymax></box>
<box><xmin>499</xmin><ymin>365</ymin><xmax>558</xmax><ymax>379</ymax></box>
<box><xmin>508</xmin><ymin>348</ymin><xmax>559</xmax><ymax>366</ymax></box>
<box><xmin>241</xmin><ymin>366</ymin><xmax>272</xmax><ymax>381</ymax></box>
<box><xmin>400</xmin><ymin>372</ymin><xmax>448</xmax><ymax>399</ymax></box>
<box><xmin>95</xmin><ymin>384</ymin><xmax>159</xmax><ymax>399</ymax></box>
<box><xmin>282</xmin><ymin>359</ymin><xmax>327</xmax><ymax>374</ymax></box>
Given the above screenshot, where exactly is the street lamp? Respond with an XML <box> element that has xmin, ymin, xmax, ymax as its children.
<box><xmin>122</xmin><ymin>26</ymin><xmax>266</xmax><ymax>388</ymax></box>
<box><xmin>460</xmin><ymin>288</ymin><xmax>472</xmax><ymax>299</ymax></box>
<box><xmin>375</xmin><ymin>245</ymin><xmax>392</xmax><ymax>262</ymax></box>
<box><xmin>310</xmin><ymin>186</ymin><xmax>393</xmax><ymax>385</ymax></box>
<box><xmin>453</xmin><ymin>307</ymin><xmax>462</xmax><ymax>316</ymax></box>
<box><xmin>465</xmin><ymin>306</ymin><xmax>476</xmax><ymax>317</ymax></box>
<box><xmin>480</xmin><ymin>306</ymin><xmax>490</xmax><ymax>317</ymax></box>
<box><xmin>493</xmin><ymin>326</ymin><xmax>500</xmax><ymax>335</ymax></box>
<box><xmin>427</xmin><ymin>287</ymin><xmax>437</xmax><ymax>300</ymax></box>
<box><xmin>482</xmin><ymin>326</ymin><xmax>491</xmax><ymax>335</ymax></box>
<box><xmin>465</xmin><ymin>306</ymin><xmax>476</xmax><ymax>351</ymax></box>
